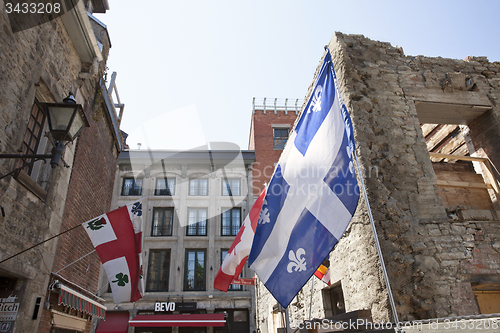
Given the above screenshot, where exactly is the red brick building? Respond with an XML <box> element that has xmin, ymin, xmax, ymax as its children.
<box><xmin>248</xmin><ymin>98</ymin><xmax>301</xmax><ymax>196</ymax></box>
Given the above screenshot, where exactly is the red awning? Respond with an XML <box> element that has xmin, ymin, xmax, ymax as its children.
<box><xmin>58</xmin><ymin>284</ymin><xmax>106</xmax><ymax>319</ymax></box>
<box><xmin>96</xmin><ymin>312</ymin><xmax>129</xmax><ymax>333</ymax></box>
<box><xmin>129</xmin><ymin>313</ymin><xmax>226</xmax><ymax>327</ymax></box>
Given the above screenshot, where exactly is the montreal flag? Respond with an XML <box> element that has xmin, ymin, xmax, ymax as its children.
<box><xmin>248</xmin><ymin>51</ymin><xmax>359</xmax><ymax>307</ymax></box>
<box><xmin>83</xmin><ymin>201</ymin><xmax>144</xmax><ymax>304</ymax></box>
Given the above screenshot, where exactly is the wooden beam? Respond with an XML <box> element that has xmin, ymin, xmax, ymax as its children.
<box><xmin>436</xmin><ymin>180</ymin><xmax>493</xmax><ymax>190</ymax></box>
<box><xmin>429</xmin><ymin>152</ymin><xmax>488</xmax><ymax>162</ymax></box>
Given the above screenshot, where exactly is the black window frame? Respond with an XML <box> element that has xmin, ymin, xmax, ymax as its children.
<box><xmin>146</xmin><ymin>249</ymin><xmax>171</xmax><ymax>292</ymax></box>
<box><xmin>221</xmin><ymin>208</ymin><xmax>241</xmax><ymax>236</ymax></box>
<box><xmin>186</xmin><ymin>208</ymin><xmax>208</xmax><ymax>236</ymax></box>
<box><xmin>221</xmin><ymin>249</ymin><xmax>243</xmax><ymax>291</ymax></box>
<box><xmin>184</xmin><ymin>249</ymin><xmax>206</xmax><ymax>291</ymax></box>
<box><xmin>189</xmin><ymin>178</ymin><xmax>209</xmax><ymax>196</ymax></box>
<box><xmin>151</xmin><ymin>207</ymin><xmax>174</xmax><ymax>236</ymax></box>
<box><xmin>19</xmin><ymin>99</ymin><xmax>46</xmax><ymax>175</ymax></box>
<box><xmin>273</xmin><ymin>128</ymin><xmax>289</xmax><ymax>150</ymax></box>
<box><xmin>222</xmin><ymin>178</ymin><xmax>241</xmax><ymax>196</ymax></box>
<box><xmin>155</xmin><ymin>177</ymin><xmax>175</xmax><ymax>196</ymax></box>
<box><xmin>121</xmin><ymin>177</ymin><xmax>143</xmax><ymax>196</ymax></box>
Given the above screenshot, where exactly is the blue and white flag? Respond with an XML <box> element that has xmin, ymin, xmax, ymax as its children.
<box><xmin>248</xmin><ymin>51</ymin><xmax>359</xmax><ymax>307</ymax></box>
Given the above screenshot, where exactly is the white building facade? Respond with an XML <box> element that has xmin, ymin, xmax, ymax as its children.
<box><xmin>97</xmin><ymin>149</ymin><xmax>256</xmax><ymax>333</ymax></box>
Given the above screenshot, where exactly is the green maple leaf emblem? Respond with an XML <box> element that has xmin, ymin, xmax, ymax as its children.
<box><xmin>87</xmin><ymin>217</ymin><xmax>106</xmax><ymax>230</ymax></box>
<box><xmin>112</xmin><ymin>273</ymin><xmax>129</xmax><ymax>287</ymax></box>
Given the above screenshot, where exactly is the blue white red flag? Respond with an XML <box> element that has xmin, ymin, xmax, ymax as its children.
<box><xmin>248</xmin><ymin>51</ymin><xmax>359</xmax><ymax>307</ymax></box>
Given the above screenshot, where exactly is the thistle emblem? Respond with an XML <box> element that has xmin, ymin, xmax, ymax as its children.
<box><xmin>287</xmin><ymin>248</ymin><xmax>307</xmax><ymax>273</ymax></box>
<box><xmin>87</xmin><ymin>217</ymin><xmax>106</xmax><ymax>231</ymax></box>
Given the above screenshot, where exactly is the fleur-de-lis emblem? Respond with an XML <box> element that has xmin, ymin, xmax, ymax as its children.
<box><xmin>287</xmin><ymin>248</ymin><xmax>307</xmax><ymax>273</ymax></box>
<box><xmin>87</xmin><ymin>217</ymin><xmax>106</xmax><ymax>231</ymax></box>
<box><xmin>112</xmin><ymin>273</ymin><xmax>129</xmax><ymax>287</ymax></box>
<box><xmin>258</xmin><ymin>200</ymin><xmax>270</xmax><ymax>224</ymax></box>
<box><xmin>131</xmin><ymin>202</ymin><xmax>142</xmax><ymax>216</ymax></box>
<box><xmin>308</xmin><ymin>85</ymin><xmax>323</xmax><ymax>113</ymax></box>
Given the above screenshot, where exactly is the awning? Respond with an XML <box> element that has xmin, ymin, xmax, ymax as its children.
<box><xmin>129</xmin><ymin>313</ymin><xmax>226</xmax><ymax>327</ymax></box>
<box><xmin>96</xmin><ymin>312</ymin><xmax>129</xmax><ymax>333</ymax></box>
<box><xmin>58</xmin><ymin>284</ymin><xmax>106</xmax><ymax>319</ymax></box>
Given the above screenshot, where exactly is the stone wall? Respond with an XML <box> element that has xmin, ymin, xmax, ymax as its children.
<box><xmin>255</xmin><ymin>32</ymin><xmax>500</xmax><ymax>329</ymax></box>
<box><xmin>0</xmin><ymin>2</ymin><xmax>116</xmax><ymax>332</ymax></box>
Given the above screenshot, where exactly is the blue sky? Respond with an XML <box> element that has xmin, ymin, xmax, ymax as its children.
<box><xmin>96</xmin><ymin>0</ymin><xmax>500</xmax><ymax>150</ymax></box>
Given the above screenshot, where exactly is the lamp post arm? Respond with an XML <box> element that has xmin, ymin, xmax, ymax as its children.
<box><xmin>0</xmin><ymin>154</ymin><xmax>52</xmax><ymax>181</ymax></box>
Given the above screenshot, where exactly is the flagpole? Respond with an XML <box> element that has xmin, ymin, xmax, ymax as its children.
<box><xmin>353</xmin><ymin>151</ymin><xmax>400</xmax><ymax>330</ymax></box>
<box><xmin>285</xmin><ymin>307</ymin><xmax>291</xmax><ymax>333</ymax></box>
<box><xmin>0</xmin><ymin>223</ymin><xmax>82</xmax><ymax>264</ymax></box>
<box><xmin>309</xmin><ymin>277</ymin><xmax>314</xmax><ymax>320</ymax></box>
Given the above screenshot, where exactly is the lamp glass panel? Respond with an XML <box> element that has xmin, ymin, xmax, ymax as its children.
<box><xmin>48</xmin><ymin>106</ymin><xmax>74</xmax><ymax>132</ymax></box>
<box><xmin>68</xmin><ymin>109</ymin><xmax>86</xmax><ymax>139</ymax></box>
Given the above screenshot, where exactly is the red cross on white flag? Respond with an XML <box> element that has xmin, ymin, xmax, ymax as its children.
<box><xmin>83</xmin><ymin>201</ymin><xmax>144</xmax><ymax>303</ymax></box>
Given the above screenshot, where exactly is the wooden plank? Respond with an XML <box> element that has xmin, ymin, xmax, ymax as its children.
<box><xmin>436</xmin><ymin>179</ymin><xmax>492</xmax><ymax>189</ymax></box>
<box><xmin>429</xmin><ymin>152</ymin><xmax>488</xmax><ymax>162</ymax></box>
<box><xmin>426</xmin><ymin>125</ymin><xmax>457</xmax><ymax>151</ymax></box>
<box><xmin>421</xmin><ymin>123</ymin><xmax>440</xmax><ymax>138</ymax></box>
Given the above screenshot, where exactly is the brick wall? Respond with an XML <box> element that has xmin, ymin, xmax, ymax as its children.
<box><xmin>50</xmin><ymin>85</ymin><xmax>118</xmax><ymax>291</ymax></box>
<box><xmin>249</xmin><ymin>110</ymin><xmax>298</xmax><ymax>196</ymax></box>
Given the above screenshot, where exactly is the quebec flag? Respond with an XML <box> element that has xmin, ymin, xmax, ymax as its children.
<box><xmin>248</xmin><ymin>51</ymin><xmax>359</xmax><ymax>307</ymax></box>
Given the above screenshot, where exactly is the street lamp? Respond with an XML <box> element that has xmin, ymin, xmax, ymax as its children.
<box><xmin>0</xmin><ymin>92</ymin><xmax>89</xmax><ymax>180</ymax></box>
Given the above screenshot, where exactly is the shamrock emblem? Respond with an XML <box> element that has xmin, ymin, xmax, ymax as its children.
<box><xmin>112</xmin><ymin>273</ymin><xmax>129</xmax><ymax>287</ymax></box>
<box><xmin>87</xmin><ymin>217</ymin><xmax>106</xmax><ymax>230</ymax></box>
<box><xmin>131</xmin><ymin>202</ymin><xmax>142</xmax><ymax>216</ymax></box>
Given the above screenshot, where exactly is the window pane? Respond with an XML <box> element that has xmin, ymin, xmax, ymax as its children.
<box><xmin>273</xmin><ymin>128</ymin><xmax>289</xmax><ymax>150</ymax></box>
<box><xmin>152</xmin><ymin>208</ymin><xmax>173</xmax><ymax>236</ymax></box>
<box><xmin>222</xmin><ymin>211</ymin><xmax>231</xmax><ymax>236</ymax></box>
<box><xmin>189</xmin><ymin>179</ymin><xmax>198</xmax><ymax>195</ymax></box>
<box><xmin>122</xmin><ymin>178</ymin><xmax>142</xmax><ymax>196</ymax></box>
<box><xmin>146</xmin><ymin>250</ymin><xmax>170</xmax><ymax>292</ymax></box>
<box><xmin>199</xmin><ymin>179</ymin><xmax>208</xmax><ymax>195</ymax></box>
<box><xmin>185</xmin><ymin>250</ymin><xmax>206</xmax><ymax>291</ymax></box>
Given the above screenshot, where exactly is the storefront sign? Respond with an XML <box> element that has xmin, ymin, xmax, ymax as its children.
<box><xmin>154</xmin><ymin>302</ymin><xmax>197</xmax><ymax>312</ymax></box>
<box><xmin>231</xmin><ymin>278</ymin><xmax>255</xmax><ymax>285</ymax></box>
<box><xmin>0</xmin><ymin>290</ymin><xmax>22</xmax><ymax>333</ymax></box>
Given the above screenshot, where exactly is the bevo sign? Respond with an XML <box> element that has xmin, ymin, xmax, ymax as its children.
<box><xmin>155</xmin><ymin>302</ymin><xmax>197</xmax><ymax>312</ymax></box>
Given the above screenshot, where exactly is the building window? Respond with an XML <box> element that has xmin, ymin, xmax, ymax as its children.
<box><xmin>155</xmin><ymin>178</ymin><xmax>175</xmax><ymax>196</ymax></box>
<box><xmin>19</xmin><ymin>100</ymin><xmax>46</xmax><ymax>175</ymax></box>
<box><xmin>189</xmin><ymin>178</ymin><xmax>208</xmax><ymax>195</ymax></box>
<box><xmin>222</xmin><ymin>179</ymin><xmax>240</xmax><ymax>196</ymax></box>
<box><xmin>187</xmin><ymin>208</ymin><xmax>207</xmax><ymax>236</ymax></box>
<box><xmin>273</xmin><ymin>128</ymin><xmax>289</xmax><ymax>150</ymax></box>
<box><xmin>184</xmin><ymin>249</ymin><xmax>206</xmax><ymax>291</ymax></box>
<box><xmin>151</xmin><ymin>208</ymin><xmax>174</xmax><ymax>236</ymax></box>
<box><xmin>146</xmin><ymin>249</ymin><xmax>170</xmax><ymax>292</ymax></box>
<box><xmin>221</xmin><ymin>250</ymin><xmax>242</xmax><ymax>291</ymax></box>
<box><xmin>221</xmin><ymin>208</ymin><xmax>241</xmax><ymax>236</ymax></box>
<box><xmin>121</xmin><ymin>178</ymin><xmax>142</xmax><ymax>196</ymax></box>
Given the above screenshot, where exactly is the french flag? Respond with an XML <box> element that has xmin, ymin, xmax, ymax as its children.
<box><xmin>248</xmin><ymin>51</ymin><xmax>359</xmax><ymax>307</ymax></box>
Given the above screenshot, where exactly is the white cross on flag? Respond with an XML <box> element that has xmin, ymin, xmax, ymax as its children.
<box><xmin>248</xmin><ymin>51</ymin><xmax>359</xmax><ymax>307</ymax></box>
<box><xmin>83</xmin><ymin>201</ymin><xmax>144</xmax><ymax>303</ymax></box>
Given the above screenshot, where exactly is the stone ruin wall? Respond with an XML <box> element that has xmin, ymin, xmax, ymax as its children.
<box><xmin>255</xmin><ymin>32</ymin><xmax>500</xmax><ymax>329</ymax></box>
<box><xmin>329</xmin><ymin>32</ymin><xmax>500</xmax><ymax>321</ymax></box>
